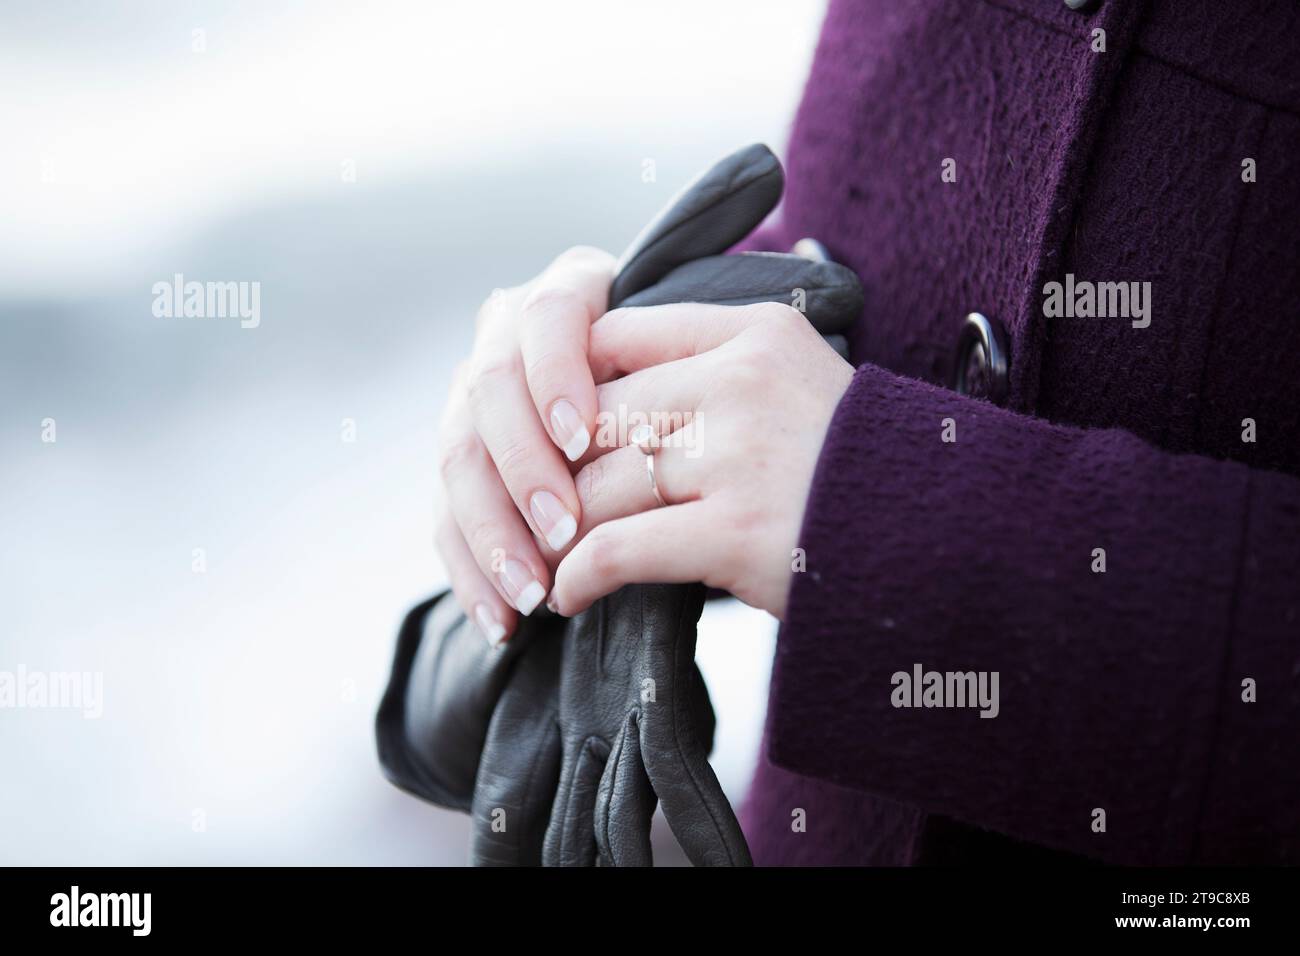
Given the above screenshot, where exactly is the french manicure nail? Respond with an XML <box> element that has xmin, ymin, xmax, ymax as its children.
<box><xmin>530</xmin><ymin>490</ymin><xmax>577</xmax><ymax>551</ymax></box>
<box><xmin>475</xmin><ymin>603</ymin><xmax>507</xmax><ymax>647</ymax></box>
<box><xmin>550</xmin><ymin>399</ymin><xmax>590</xmax><ymax>462</ymax></box>
<box><xmin>499</xmin><ymin>559</ymin><xmax>546</xmax><ymax>616</ymax></box>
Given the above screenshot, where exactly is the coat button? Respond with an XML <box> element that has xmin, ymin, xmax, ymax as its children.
<box><xmin>1064</xmin><ymin>0</ymin><xmax>1099</xmax><ymax>11</ymax></box>
<box><xmin>953</xmin><ymin>312</ymin><xmax>1009</xmax><ymax>405</ymax></box>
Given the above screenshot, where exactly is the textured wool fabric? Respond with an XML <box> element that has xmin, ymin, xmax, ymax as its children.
<box><xmin>739</xmin><ymin>0</ymin><xmax>1300</xmax><ymax>865</ymax></box>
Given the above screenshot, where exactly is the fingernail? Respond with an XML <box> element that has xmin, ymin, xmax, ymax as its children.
<box><xmin>499</xmin><ymin>559</ymin><xmax>546</xmax><ymax>616</ymax></box>
<box><xmin>474</xmin><ymin>603</ymin><xmax>507</xmax><ymax>647</ymax></box>
<box><xmin>550</xmin><ymin>399</ymin><xmax>590</xmax><ymax>462</ymax></box>
<box><xmin>530</xmin><ymin>490</ymin><xmax>577</xmax><ymax>551</ymax></box>
<box><xmin>546</xmin><ymin>595</ymin><xmax>559</xmax><ymax>615</ymax></box>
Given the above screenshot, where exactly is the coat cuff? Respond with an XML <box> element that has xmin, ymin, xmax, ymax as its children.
<box><xmin>768</xmin><ymin>361</ymin><xmax>1247</xmax><ymax>862</ymax></box>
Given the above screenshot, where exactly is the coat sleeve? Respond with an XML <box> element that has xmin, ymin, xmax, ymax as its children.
<box><xmin>769</xmin><ymin>360</ymin><xmax>1300</xmax><ymax>864</ymax></box>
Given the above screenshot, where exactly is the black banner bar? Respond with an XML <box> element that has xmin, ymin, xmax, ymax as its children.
<box><xmin>0</xmin><ymin>866</ymin><xmax>1289</xmax><ymax>942</ymax></box>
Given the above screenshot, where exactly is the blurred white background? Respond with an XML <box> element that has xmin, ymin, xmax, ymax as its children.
<box><xmin>0</xmin><ymin>1</ymin><xmax>824</xmax><ymax>863</ymax></box>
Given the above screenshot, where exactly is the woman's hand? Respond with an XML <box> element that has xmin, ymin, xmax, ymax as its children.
<box><xmin>548</xmin><ymin>300</ymin><xmax>855</xmax><ymax>620</ymax></box>
<box><xmin>435</xmin><ymin>246</ymin><xmax>615</xmax><ymax>645</ymax></box>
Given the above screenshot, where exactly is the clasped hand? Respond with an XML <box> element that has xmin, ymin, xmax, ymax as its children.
<box><xmin>434</xmin><ymin>246</ymin><xmax>854</xmax><ymax>643</ymax></box>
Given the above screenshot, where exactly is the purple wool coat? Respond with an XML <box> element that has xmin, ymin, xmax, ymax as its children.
<box><xmin>737</xmin><ymin>0</ymin><xmax>1300</xmax><ymax>865</ymax></box>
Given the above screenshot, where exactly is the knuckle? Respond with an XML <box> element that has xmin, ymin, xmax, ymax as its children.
<box><xmin>726</xmin><ymin>497</ymin><xmax>767</xmax><ymax>536</ymax></box>
<box><xmin>582</xmin><ymin>527</ymin><xmax>622</xmax><ymax>581</ymax></box>
<box><xmin>752</xmin><ymin>300</ymin><xmax>804</xmax><ymax>329</ymax></box>
<box><xmin>466</xmin><ymin>354</ymin><xmax>520</xmax><ymax>409</ymax></box>
<box><xmin>437</xmin><ymin>432</ymin><xmax>483</xmax><ymax>479</ymax></box>
<box><xmin>522</xmin><ymin>348</ymin><xmax>567</xmax><ymax>394</ymax></box>
<box><xmin>598</xmin><ymin>306</ymin><xmax>629</xmax><ymax>326</ymax></box>
<box><xmin>491</xmin><ymin>438</ymin><xmax>534</xmax><ymax>481</ymax></box>
<box><xmin>521</xmin><ymin>283</ymin><xmax>584</xmax><ymax>322</ymax></box>
<box><xmin>475</xmin><ymin>286</ymin><xmax>512</xmax><ymax>328</ymax></box>
<box><xmin>573</xmin><ymin>456</ymin><xmax>609</xmax><ymax>511</ymax></box>
<box><xmin>556</xmin><ymin>245</ymin><xmax>610</xmax><ymax>268</ymax></box>
<box><xmin>720</xmin><ymin>353</ymin><xmax>769</xmax><ymax>394</ymax></box>
<box><xmin>461</xmin><ymin>515</ymin><xmax>507</xmax><ymax>565</ymax></box>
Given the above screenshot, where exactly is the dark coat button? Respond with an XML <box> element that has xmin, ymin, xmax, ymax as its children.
<box><xmin>953</xmin><ymin>312</ymin><xmax>1010</xmax><ymax>405</ymax></box>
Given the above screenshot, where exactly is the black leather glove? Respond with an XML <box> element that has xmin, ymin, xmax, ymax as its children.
<box><xmin>542</xmin><ymin>584</ymin><xmax>743</xmax><ymax>865</ymax></box>
<box><xmin>376</xmin><ymin>143</ymin><xmax>862</xmax><ymax>865</ymax></box>
<box><xmin>469</xmin><ymin>607</ymin><xmax>725</xmax><ymax>865</ymax></box>
<box><xmin>375</xmin><ymin>592</ymin><xmax>528</xmax><ymax>811</ymax></box>
<box><xmin>540</xmin><ymin>146</ymin><xmax>860</xmax><ymax>867</ymax></box>
<box><xmin>609</xmin><ymin>142</ymin><xmax>784</xmax><ymax>306</ymax></box>
<box><xmin>376</xmin><ymin>596</ymin><xmax>721</xmax><ymax>865</ymax></box>
<box><xmin>620</xmin><ymin>251</ymin><xmax>858</xmax><ymax>359</ymax></box>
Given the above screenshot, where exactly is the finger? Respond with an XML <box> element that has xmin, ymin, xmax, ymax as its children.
<box><xmin>573</xmin><ymin>437</ymin><xmax>701</xmax><ymax>534</ymax></box>
<box><xmin>549</xmin><ymin>501</ymin><xmax>721</xmax><ymax>617</ymax></box>
<box><xmin>589</xmin><ymin>302</ymin><xmax>775</xmax><ymax>382</ymax></box>
<box><xmin>582</xmin><ymin>354</ymin><xmax>716</xmax><ymax>462</ymax></box>
<box><xmin>595</xmin><ymin>713</ymin><xmax>656</xmax><ymax>867</ymax></box>
<box><xmin>434</xmin><ymin>504</ymin><xmax>518</xmax><ymax>646</ymax></box>
<box><xmin>466</xmin><ymin>348</ymin><xmax>582</xmax><ymax>555</ymax></box>
<box><xmin>440</xmin><ymin>414</ymin><xmax>551</xmax><ymax>616</ymax></box>
<box><xmin>517</xmin><ymin>247</ymin><xmax>615</xmax><ymax>463</ymax></box>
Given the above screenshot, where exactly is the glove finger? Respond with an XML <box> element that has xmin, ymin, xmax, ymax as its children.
<box><xmin>645</xmin><ymin>730</ymin><xmax>752</xmax><ymax>867</ymax></box>
<box><xmin>610</xmin><ymin>144</ymin><xmax>783</xmax><ymax>305</ymax></box>
<box><xmin>542</xmin><ymin>734</ymin><xmax>610</xmax><ymax>866</ymax></box>
<box><xmin>469</xmin><ymin>631</ymin><xmax>564</xmax><ymax>866</ymax></box>
<box><xmin>618</xmin><ymin>253</ymin><xmax>863</xmax><ymax>336</ymax></box>
<box><xmin>594</xmin><ymin>713</ymin><xmax>657</xmax><ymax>867</ymax></box>
<box><xmin>637</xmin><ymin>587</ymin><xmax>752</xmax><ymax>869</ymax></box>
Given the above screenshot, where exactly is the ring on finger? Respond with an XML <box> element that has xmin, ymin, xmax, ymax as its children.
<box><xmin>629</xmin><ymin>424</ymin><xmax>668</xmax><ymax>508</ymax></box>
